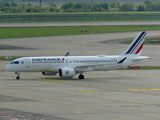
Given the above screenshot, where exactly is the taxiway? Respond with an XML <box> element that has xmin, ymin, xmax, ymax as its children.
<box><xmin>0</xmin><ymin>30</ymin><xmax>160</xmax><ymax>120</ymax></box>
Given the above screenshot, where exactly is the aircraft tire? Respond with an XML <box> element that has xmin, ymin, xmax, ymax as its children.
<box><xmin>16</xmin><ymin>76</ymin><xmax>20</xmax><ymax>80</ymax></box>
<box><xmin>78</xmin><ymin>75</ymin><xmax>84</xmax><ymax>79</ymax></box>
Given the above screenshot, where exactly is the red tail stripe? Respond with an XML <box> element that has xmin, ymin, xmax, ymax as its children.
<box><xmin>135</xmin><ymin>42</ymin><xmax>144</xmax><ymax>54</ymax></box>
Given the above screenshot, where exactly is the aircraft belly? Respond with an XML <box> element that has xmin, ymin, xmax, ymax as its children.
<box><xmin>28</xmin><ymin>64</ymin><xmax>49</xmax><ymax>72</ymax></box>
<box><xmin>93</xmin><ymin>65</ymin><xmax>118</xmax><ymax>71</ymax></box>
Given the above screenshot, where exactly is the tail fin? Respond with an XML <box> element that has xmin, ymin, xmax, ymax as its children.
<box><xmin>120</xmin><ymin>31</ymin><xmax>147</xmax><ymax>56</ymax></box>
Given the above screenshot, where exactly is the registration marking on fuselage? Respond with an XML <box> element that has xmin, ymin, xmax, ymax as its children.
<box><xmin>37</xmin><ymin>79</ymin><xmax>67</xmax><ymax>82</ymax></box>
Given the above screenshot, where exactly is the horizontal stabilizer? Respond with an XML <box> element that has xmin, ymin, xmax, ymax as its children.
<box><xmin>133</xmin><ymin>56</ymin><xmax>150</xmax><ymax>61</ymax></box>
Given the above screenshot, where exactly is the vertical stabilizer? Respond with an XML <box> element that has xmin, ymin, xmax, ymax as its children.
<box><xmin>120</xmin><ymin>31</ymin><xmax>147</xmax><ymax>56</ymax></box>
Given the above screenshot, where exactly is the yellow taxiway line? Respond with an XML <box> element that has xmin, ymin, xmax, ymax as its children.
<box><xmin>120</xmin><ymin>89</ymin><xmax>160</xmax><ymax>92</ymax></box>
<box><xmin>72</xmin><ymin>90</ymin><xmax>105</xmax><ymax>92</ymax></box>
<box><xmin>72</xmin><ymin>89</ymin><xmax>160</xmax><ymax>92</ymax></box>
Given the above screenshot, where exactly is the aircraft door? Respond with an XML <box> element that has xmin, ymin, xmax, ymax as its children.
<box><xmin>25</xmin><ymin>58</ymin><xmax>31</xmax><ymax>68</ymax></box>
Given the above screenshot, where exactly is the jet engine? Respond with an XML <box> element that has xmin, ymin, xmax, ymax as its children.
<box><xmin>42</xmin><ymin>72</ymin><xmax>57</xmax><ymax>76</ymax></box>
<box><xmin>59</xmin><ymin>68</ymin><xmax>76</xmax><ymax>78</ymax></box>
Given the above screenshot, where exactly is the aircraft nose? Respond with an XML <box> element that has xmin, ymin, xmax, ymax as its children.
<box><xmin>5</xmin><ymin>64</ymin><xmax>13</xmax><ymax>71</ymax></box>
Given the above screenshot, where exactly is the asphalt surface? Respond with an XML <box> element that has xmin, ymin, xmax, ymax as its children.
<box><xmin>0</xmin><ymin>29</ymin><xmax>160</xmax><ymax>120</ymax></box>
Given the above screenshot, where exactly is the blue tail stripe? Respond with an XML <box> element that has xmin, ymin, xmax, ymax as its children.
<box><xmin>125</xmin><ymin>31</ymin><xmax>146</xmax><ymax>54</ymax></box>
<box><xmin>129</xmin><ymin>32</ymin><xmax>146</xmax><ymax>54</ymax></box>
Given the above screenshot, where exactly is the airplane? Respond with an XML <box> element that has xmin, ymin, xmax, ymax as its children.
<box><xmin>5</xmin><ymin>31</ymin><xmax>150</xmax><ymax>80</ymax></box>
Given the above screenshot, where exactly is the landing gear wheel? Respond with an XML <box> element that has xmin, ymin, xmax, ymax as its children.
<box><xmin>78</xmin><ymin>75</ymin><xmax>84</xmax><ymax>79</ymax></box>
<box><xmin>16</xmin><ymin>76</ymin><xmax>20</xmax><ymax>80</ymax></box>
<box><xmin>15</xmin><ymin>72</ymin><xmax>20</xmax><ymax>80</ymax></box>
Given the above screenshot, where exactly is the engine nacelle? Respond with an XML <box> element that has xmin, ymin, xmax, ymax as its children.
<box><xmin>42</xmin><ymin>72</ymin><xmax>57</xmax><ymax>76</ymax></box>
<box><xmin>59</xmin><ymin>68</ymin><xmax>76</xmax><ymax>78</ymax></box>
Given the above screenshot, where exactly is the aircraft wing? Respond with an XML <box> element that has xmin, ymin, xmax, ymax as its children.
<box><xmin>73</xmin><ymin>63</ymin><xmax>117</xmax><ymax>72</ymax></box>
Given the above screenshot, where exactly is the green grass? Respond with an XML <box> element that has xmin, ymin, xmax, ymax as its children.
<box><xmin>120</xmin><ymin>37</ymin><xmax>160</xmax><ymax>45</ymax></box>
<box><xmin>0</xmin><ymin>25</ymin><xmax>160</xmax><ymax>39</ymax></box>
<box><xmin>0</xmin><ymin>47</ymin><xmax>8</xmax><ymax>50</ymax></box>
<box><xmin>1</xmin><ymin>11</ymin><xmax>160</xmax><ymax>15</ymax></box>
<box><xmin>140</xmin><ymin>66</ymin><xmax>160</xmax><ymax>69</ymax></box>
<box><xmin>2</xmin><ymin>18</ymin><xmax>160</xmax><ymax>23</ymax></box>
<box><xmin>1</xmin><ymin>12</ymin><xmax>160</xmax><ymax>23</ymax></box>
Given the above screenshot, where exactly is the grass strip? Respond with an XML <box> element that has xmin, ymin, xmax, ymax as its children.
<box><xmin>1</xmin><ymin>12</ymin><xmax>160</xmax><ymax>23</ymax></box>
<box><xmin>120</xmin><ymin>37</ymin><xmax>160</xmax><ymax>45</ymax></box>
<box><xmin>2</xmin><ymin>18</ymin><xmax>160</xmax><ymax>23</ymax></box>
<box><xmin>1</xmin><ymin>11</ymin><xmax>160</xmax><ymax>15</ymax></box>
<box><xmin>0</xmin><ymin>25</ymin><xmax>160</xmax><ymax>39</ymax></box>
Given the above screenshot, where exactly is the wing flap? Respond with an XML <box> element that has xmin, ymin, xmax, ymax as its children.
<box><xmin>74</xmin><ymin>63</ymin><xmax>117</xmax><ymax>72</ymax></box>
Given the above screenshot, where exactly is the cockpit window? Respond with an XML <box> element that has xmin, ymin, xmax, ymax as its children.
<box><xmin>15</xmin><ymin>61</ymin><xmax>19</xmax><ymax>64</ymax></box>
<box><xmin>10</xmin><ymin>61</ymin><xmax>19</xmax><ymax>64</ymax></box>
<box><xmin>10</xmin><ymin>62</ymin><xmax>14</xmax><ymax>64</ymax></box>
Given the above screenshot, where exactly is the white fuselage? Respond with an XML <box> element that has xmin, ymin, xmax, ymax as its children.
<box><xmin>5</xmin><ymin>55</ymin><xmax>149</xmax><ymax>73</ymax></box>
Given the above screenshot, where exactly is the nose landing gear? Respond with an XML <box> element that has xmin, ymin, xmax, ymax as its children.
<box><xmin>15</xmin><ymin>72</ymin><xmax>20</xmax><ymax>80</ymax></box>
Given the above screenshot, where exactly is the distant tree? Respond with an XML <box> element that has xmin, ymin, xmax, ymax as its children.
<box><xmin>61</xmin><ymin>2</ymin><xmax>75</xmax><ymax>9</ymax></box>
<box><xmin>27</xmin><ymin>3</ymin><xmax>33</xmax><ymax>7</ymax></box>
<box><xmin>1</xmin><ymin>6</ymin><xmax>7</xmax><ymax>11</ymax></box>
<box><xmin>33</xmin><ymin>7</ymin><xmax>41</xmax><ymax>12</ymax></box>
<box><xmin>49</xmin><ymin>7</ymin><xmax>56</xmax><ymax>12</ymax></box>
<box><xmin>48</xmin><ymin>3</ymin><xmax>57</xmax><ymax>8</ymax></box>
<box><xmin>143</xmin><ymin>0</ymin><xmax>152</xmax><ymax>11</ymax></box>
<box><xmin>156</xmin><ymin>0</ymin><xmax>160</xmax><ymax>4</ymax></box>
<box><xmin>110</xmin><ymin>1</ymin><xmax>120</xmax><ymax>9</ymax></box>
<box><xmin>26</xmin><ymin>6</ymin><xmax>34</xmax><ymax>12</ymax></box>
<box><xmin>11</xmin><ymin>2</ymin><xmax>17</xmax><ymax>7</ymax></box>
<box><xmin>101</xmin><ymin>3</ymin><xmax>109</xmax><ymax>10</ymax></box>
<box><xmin>0</xmin><ymin>2</ymin><xmax>4</xmax><ymax>7</ymax></box>
<box><xmin>150</xmin><ymin>3</ymin><xmax>160</xmax><ymax>11</ymax></box>
<box><xmin>137</xmin><ymin>5</ymin><xmax>145</xmax><ymax>11</ymax></box>
<box><xmin>120</xmin><ymin>2</ymin><xmax>134</xmax><ymax>11</ymax></box>
<box><xmin>4</xmin><ymin>2</ymin><xmax>10</xmax><ymax>6</ymax></box>
<box><xmin>74</xmin><ymin>2</ymin><xmax>83</xmax><ymax>9</ymax></box>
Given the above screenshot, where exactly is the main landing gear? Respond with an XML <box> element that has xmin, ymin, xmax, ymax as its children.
<box><xmin>15</xmin><ymin>72</ymin><xmax>20</xmax><ymax>80</ymax></box>
<box><xmin>78</xmin><ymin>74</ymin><xmax>84</xmax><ymax>79</ymax></box>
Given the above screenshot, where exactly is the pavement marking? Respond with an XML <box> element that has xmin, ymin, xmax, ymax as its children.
<box><xmin>72</xmin><ymin>89</ymin><xmax>160</xmax><ymax>92</ymax></box>
<box><xmin>72</xmin><ymin>90</ymin><xmax>105</xmax><ymax>92</ymax></box>
<box><xmin>120</xmin><ymin>89</ymin><xmax>160</xmax><ymax>92</ymax></box>
<box><xmin>37</xmin><ymin>79</ymin><xmax>67</xmax><ymax>82</ymax></box>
